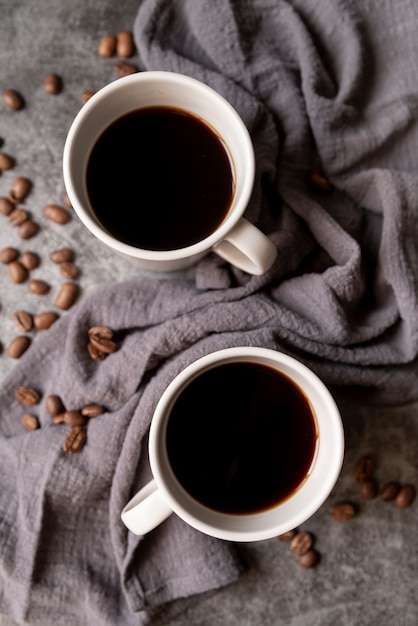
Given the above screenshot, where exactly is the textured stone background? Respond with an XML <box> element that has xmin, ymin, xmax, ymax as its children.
<box><xmin>0</xmin><ymin>1</ymin><xmax>417</xmax><ymax>625</ymax></box>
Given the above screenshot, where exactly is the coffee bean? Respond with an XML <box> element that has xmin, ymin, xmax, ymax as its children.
<box><xmin>87</xmin><ymin>342</ymin><xmax>107</xmax><ymax>361</ymax></box>
<box><xmin>98</xmin><ymin>34</ymin><xmax>117</xmax><ymax>57</ymax></box>
<box><xmin>380</xmin><ymin>481</ymin><xmax>401</xmax><ymax>502</ymax></box>
<box><xmin>290</xmin><ymin>532</ymin><xmax>314</xmax><ymax>556</ymax></box>
<box><xmin>113</xmin><ymin>60</ymin><xmax>138</xmax><ymax>77</ymax></box>
<box><xmin>88</xmin><ymin>325</ymin><xmax>114</xmax><ymax>339</ymax></box>
<box><xmin>308</xmin><ymin>168</ymin><xmax>333</xmax><ymax>193</ymax></box>
<box><xmin>15</xmin><ymin>385</ymin><xmax>42</xmax><ymax>405</ymax></box>
<box><xmin>13</xmin><ymin>310</ymin><xmax>33</xmax><ymax>333</ymax></box>
<box><xmin>20</xmin><ymin>251</ymin><xmax>40</xmax><ymax>270</ymax></box>
<box><xmin>18</xmin><ymin>219</ymin><xmax>39</xmax><ymax>239</ymax></box>
<box><xmin>116</xmin><ymin>30</ymin><xmax>135</xmax><ymax>58</ymax></box>
<box><xmin>28</xmin><ymin>279</ymin><xmax>50</xmax><ymax>295</ymax></box>
<box><xmin>8</xmin><ymin>176</ymin><xmax>32</xmax><ymax>202</ymax></box>
<box><xmin>298</xmin><ymin>549</ymin><xmax>320</xmax><ymax>569</ymax></box>
<box><xmin>81</xmin><ymin>404</ymin><xmax>105</xmax><ymax>418</ymax></box>
<box><xmin>45</xmin><ymin>394</ymin><xmax>65</xmax><ymax>416</ymax></box>
<box><xmin>59</xmin><ymin>261</ymin><xmax>79</xmax><ymax>279</ymax></box>
<box><xmin>330</xmin><ymin>502</ymin><xmax>356</xmax><ymax>521</ymax></box>
<box><xmin>7</xmin><ymin>335</ymin><xmax>31</xmax><ymax>358</ymax></box>
<box><xmin>44</xmin><ymin>73</ymin><xmax>63</xmax><ymax>95</ymax></box>
<box><xmin>22</xmin><ymin>413</ymin><xmax>40</xmax><ymax>431</ymax></box>
<box><xmin>62</xmin><ymin>425</ymin><xmax>87</xmax><ymax>454</ymax></box>
<box><xmin>353</xmin><ymin>456</ymin><xmax>374</xmax><ymax>483</ymax></box>
<box><xmin>33</xmin><ymin>311</ymin><xmax>59</xmax><ymax>330</ymax></box>
<box><xmin>361</xmin><ymin>478</ymin><xmax>378</xmax><ymax>501</ymax></box>
<box><xmin>0</xmin><ymin>152</ymin><xmax>15</xmax><ymax>170</ymax></box>
<box><xmin>50</xmin><ymin>247</ymin><xmax>75</xmax><ymax>263</ymax></box>
<box><xmin>395</xmin><ymin>485</ymin><xmax>415</xmax><ymax>509</ymax></box>
<box><xmin>2</xmin><ymin>89</ymin><xmax>24</xmax><ymax>110</ymax></box>
<box><xmin>277</xmin><ymin>529</ymin><xmax>297</xmax><ymax>541</ymax></box>
<box><xmin>54</xmin><ymin>282</ymin><xmax>79</xmax><ymax>310</ymax></box>
<box><xmin>0</xmin><ymin>196</ymin><xmax>14</xmax><ymax>215</ymax></box>
<box><xmin>89</xmin><ymin>332</ymin><xmax>118</xmax><ymax>355</ymax></box>
<box><xmin>0</xmin><ymin>246</ymin><xmax>19</xmax><ymax>264</ymax></box>
<box><xmin>81</xmin><ymin>90</ymin><xmax>96</xmax><ymax>104</ymax></box>
<box><xmin>52</xmin><ymin>413</ymin><xmax>66</xmax><ymax>425</ymax></box>
<box><xmin>8</xmin><ymin>260</ymin><xmax>28</xmax><ymax>283</ymax></box>
<box><xmin>43</xmin><ymin>203</ymin><xmax>71</xmax><ymax>224</ymax></box>
<box><xmin>9</xmin><ymin>207</ymin><xmax>29</xmax><ymax>226</ymax></box>
<box><xmin>63</xmin><ymin>410</ymin><xmax>87</xmax><ymax>426</ymax></box>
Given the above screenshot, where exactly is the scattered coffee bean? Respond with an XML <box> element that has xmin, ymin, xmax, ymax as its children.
<box><xmin>88</xmin><ymin>325</ymin><xmax>118</xmax><ymax>355</ymax></box>
<box><xmin>113</xmin><ymin>60</ymin><xmax>138</xmax><ymax>77</ymax></box>
<box><xmin>15</xmin><ymin>385</ymin><xmax>42</xmax><ymax>405</ymax></box>
<box><xmin>116</xmin><ymin>30</ymin><xmax>135</xmax><ymax>58</ymax></box>
<box><xmin>0</xmin><ymin>246</ymin><xmax>19</xmax><ymax>264</ymax></box>
<box><xmin>13</xmin><ymin>310</ymin><xmax>33</xmax><ymax>333</ymax></box>
<box><xmin>7</xmin><ymin>335</ymin><xmax>31</xmax><ymax>358</ymax></box>
<box><xmin>0</xmin><ymin>196</ymin><xmax>14</xmax><ymax>215</ymax></box>
<box><xmin>290</xmin><ymin>531</ymin><xmax>314</xmax><ymax>556</ymax></box>
<box><xmin>62</xmin><ymin>425</ymin><xmax>87</xmax><ymax>454</ymax></box>
<box><xmin>87</xmin><ymin>342</ymin><xmax>107</xmax><ymax>361</ymax></box>
<box><xmin>8</xmin><ymin>176</ymin><xmax>32</xmax><ymax>202</ymax></box>
<box><xmin>54</xmin><ymin>282</ymin><xmax>79</xmax><ymax>310</ymax></box>
<box><xmin>45</xmin><ymin>394</ymin><xmax>65</xmax><ymax>416</ymax></box>
<box><xmin>361</xmin><ymin>478</ymin><xmax>378</xmax><ymax>501</ymax></box>
<box><xmin>298</xmin><ymin>549</ymin><xmax>320</xmax><ymax>569</ymax></box>
<box><xmin>8</xmin><ymin>260</ymin><xmax>28</xmax><ymax>283</ymax></box>
<box><xmin>353</xmin><ymin>456</ymin><xmax>374</xmax><ymax>483</ymax></box>
<box><xmin>33</xmin><ymin>311</ymin><xmax>59</xmax><ymax>330</ymax></box>
<box><xmin>308</xmin><ymin>168</ymin><xmax>333</xmax><ymax>193</ymax></box>
<box><xmin>81</xmin><ymin>89</ymin><xmax>96</xmax><ymax>104</ymax></box>
<box><xmin>43</xmin><ymin>203</ymin><xmax>71</xmax><ymax>225</ymax></box>
<box><xmin>50</xmin><ymin>247</ymin><xmax>75</xmax><ymax>264</ymax></box>
<box><xmin>21</xmin><ymin>413</ymin><xmax>40</xmax><ymax>431</ymax></box>
<box><xmin>81</xmin><ymin>404</ymin><xmax>105</xmax><ymax>418</ymax></box>
<box><xmin>28</xmin><ymin>278</ymin><xmax>50</xmax><ymax>295</ymax></box>
<box><xmin>59</xmin><ymin>261</ymin><xmax>79</xmax><ymax>279</ymax></box>
<box><xmin>18</xmin><ymin>219</ymin><xmax>39</xmax><ymax>239</ymax></box>
<box><xmin>0</xmin><ymin>152</ymin><xmax>15</xmax><ymax>170</ymax></box>
<box><xmin>53</xmin><ymin>413</ymin><xmax>66</xmax><ymax>425</ymax></box>
<box><xmin>2</xmin><ymin>88</ymin><xmax>24</xmax><ymax>110</ymax></box>
<box><xmin>380</xmin><ymin>481</ymin><xmax>401</xmax><ymax>502</ymax></box>
<box><xmin>98</xmin><ymin>34</ymin><xmax>117</xmax><ymax>57</ymax></box>
<box><xmin>277</xmin><ymin>529</ymin><xmax>297</xmax><ymax>542</ymax></box>
<box><xmin>20</xmin><ymin>251</ymin><xmax>40</xmax><ymax>270</ymax></box>
<box><xmin>395</xmin><ymin>485</ymin><xmax>415</xmax><ymax>509</ymax></box>
<box><xmin>9</xmin><ymin>207</ymin><xmax>29</xmax><ymax>226</ymax></box>
<box><xmin>44</xmin><ymin>73</ymin><xmax>63</xmax><ymax>95</ymax></box>
<box><xmin>330</xmin><ymin>502</ymin><xmax>356</xmax><ymax>521</ymax></box>
<box><xmin>63</xmin><ymin>410</ymin><xmax>87</xmax><ymax>426</ymax></box>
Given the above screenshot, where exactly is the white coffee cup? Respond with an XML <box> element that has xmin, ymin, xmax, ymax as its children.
<box><xmin>121</xmin><ymin>347</ymin><xmax>344</xmax><ymax>542</ymax></box>
<box><xmin>63</xmin><ymin>71</ymin><xmax>277</xmax><ymax>274</ymax></box>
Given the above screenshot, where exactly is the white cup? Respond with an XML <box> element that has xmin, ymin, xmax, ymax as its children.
<box><xmin>121</xmin><ymin>347</ymin><xmax>344</xmax><ymax>542</ymax></box>
<box><xmin>63</xmin><ymin>71</ymin><xmax>277</xmax><ymax>274</ymax></box>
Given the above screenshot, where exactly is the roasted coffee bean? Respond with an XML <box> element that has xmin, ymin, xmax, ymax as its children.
<box><xmin>28</xmin><ymin>279</ymin><xmax>50</xmax><ymax>295</ymax></box>
<box><xmin>43</xmin><ymin>203</ymin><xmax>71</xmax><ymax>224</ymax></box>
<box><xmin>52</xmin><ymin>413</ymin><xmax>66</xmax><ymax>425</ymax></box>
<box><xmin>63</xmin><ymin>410</ymin><xmax>87</xmax><ymax>426</ymax></box>
<box><xmin>298</xmin><ymin>549</ymin><xmax>320</xmax><ymax>569</ymax></box>
<box><xmin>8</xmin><ymin>260</ymin><xmax>28</xmax><ymax>283</ymax></box>
<box><xmin>116</xmin><ymin>30</ymin><xmax>135</xmax><ymax>58</ymax></box>
<box><xmin>13</xmin><ymin>310</ymin><xmax>33</xmax><ymax>333</ymax></box>
<box><xmin>353</xmin><ymin>456</ymin><xmax>374</xmax><ymax>483</ymax></box>
<box><xmin>20</xmin><ymin>251</ymin><xmax>40</xmax><ymax>270</ymax></box>
<box><xmin>0</xmin><ymin>152</ymin><xmax>15</xmax><ymax>170</ymax></box>
<box><xmin>54</xmin><ymin>282</ymin><xmax>79</xmax><ymax>310</ymax></box>
<box><xmin>18</xmin><ymin>219</ymin><xmax>39</xmax><ymax>239</ymax></box>
<box><xmin>59</xmin><ymin>261</ymin><xmax>79</xmax><ymax>279</ymax></box>
<box><xmin>8</xmin><ymin>176</ymin><xmax>31</xmax><ymax>202</ymax></box>
<box><xmin>0</xmin><ymin>246</ymin><xmax>19</xmax><ymax>264</ymax></box>
<box><xmin>87</xmin><ymin>342</ymin><xmax>107</xmax><ymax>361</ymax></box>
<box><xmin>50</xmin><ymin>247</ymin><xmax>75</xmax><ymax>264</ymax></box>
<box><xmin>22</xmin><ymin>413</ymin><xmax>40</xmax><ymax>431</ymax></box>
<box><xmin>9</xmin><ymin>207</ymin><xmax>29</xmax><ymax>226</ymax></box>
<box><xmin>81</xmin><ymin>90</ymin><xmax>96</xmax><ymax>104</ymax></box>
<box><xmin>88</xmin><ymin>325</ymin><xmax>114</xmax><ymax>339</ymax></box>
<box><xmin>89</xmin><ymin>333</ymin><xmax>118</xmax><ymax>355</ymax></box>
<box><xmin>44</xmin><ymin>73</ymin><xmax>63</xmax><ymax>94</ymax></box>
<box><xmin>2</xmin><ymin>89</ymin><xmax>24</xmax><ymax>110</ymax></box>
<box><xmin>81</xmin><ymin>404</ymin><xmax>105</xmax><ymax>418</ymax></box>
<box><xmin>33</xmin><ymin>311</ymin><xmax>59</xmax><ymax>330</ymax></box>
<box><xmin>330</xmin><ymin>502</ymin><xmax>356</xmax><ymax>522</ymax></box>
<box><xmin>0</xmin><ymin>196</ymin><xmax>14</xmax><ymax>215</ymax></box>
<box><xmin>277</xmin><ymin>529</ymin><xmax>297</xmax><ymax>542</ymax></box>
<box><xmin>15</xmin><ymin>385</ymin><xmax>42</xmax><ymax>405</ymax></box>
<box><xmin>98</xmin><ymin>34</ymin><xmax>117</xmax><ymax>57</ymax></box>
<box><xmin>45</xmin><ymin>394</ymin><xmax>65</xmax><ymax>416</ymax></box>
<box><xmin>113</xmin><ymin>60</ymin><xmax>138</xmax><ymax>77</ymax></box>
<box><xmin>380</xmin><ymin>481</ymin><xmax>401</xmax><ymax>502</ymax></box>
<box><xmin>308</xmin><ymin>168</ymin><xmax>333</xmax><ymax>193</ymax></box>
<box><xmin>395</xmin><ymin>485</ymin><xmax>415</xmax><ymax>509</ymax></box>
<box><xmin>62</xmin><ymin>425</ymin><xmax>87</xmax><ymax>454</ymax></box>
<box><xmin>361</xmin><ymin>478</ymin><xmax>378</xmax><ymax>500</ymax></box>
<box><xmin>290</xmin><ymin>532</ymin><xmax>314</xmax><ymax>556</ymax></box>
<box><xmin>7</xmin><ymin>335</ymin><xmax>31</xmax><ymax>358</ymax></box>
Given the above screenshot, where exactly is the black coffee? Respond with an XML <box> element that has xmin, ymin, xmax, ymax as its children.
<box><xmin>86</xmin><ymin>106</ymin><xmax>235</xmax><ymax>250</ymax></box>
<box><xmin>166</xmin><ymin>361</ymin><xmax>318</xmax><ymax>515</ymax></box>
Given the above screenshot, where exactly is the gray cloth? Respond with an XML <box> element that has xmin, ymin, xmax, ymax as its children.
<box><xmin>1</xmin><ymin>0</ymin><xmax>418</xmax><ymax>625</ymax></box>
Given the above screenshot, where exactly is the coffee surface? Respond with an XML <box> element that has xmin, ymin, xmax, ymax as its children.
<box><xmin>166</xmin><ymin>361</ymin><xmax>318</xmax><ymax>514</ymax></box>
<box><xmin>86</xmin><ymin>106</ymin><xmax>235</xmax><ymax>250</ymax></box>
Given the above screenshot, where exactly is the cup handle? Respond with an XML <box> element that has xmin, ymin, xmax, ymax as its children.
<box><xmin>213</xmin><ymin>217</ymin><xmax>277</xmax><ymax>275</ymax></box>
<box><xmin>121</xmin><ymin>479</ymin><xmax>173</xmax><ymax>535</ymax></box>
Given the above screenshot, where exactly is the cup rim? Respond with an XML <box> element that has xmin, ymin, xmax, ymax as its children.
<box><xmin>149</xmin><ymin>347</ymin><xmax>345</xmax><ymax>542</ymax></box>
<box><xmin>63</xmin><ymin>71</ymin><xmax>255</xmax><ymax>262</ymax></box>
